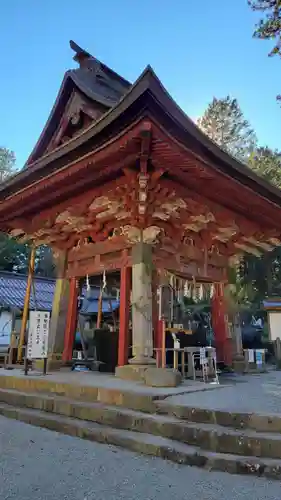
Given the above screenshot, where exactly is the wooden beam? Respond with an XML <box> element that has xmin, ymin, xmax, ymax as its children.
<box><xmin>68</xmin><ymin>238</ymin><xmax>130</xmax><ymax>262</ymax></box>
<box><xmin>153</xmin><ymin>256</ymin><xmax>225</xmax><ymax>282</ymax></box>
<box><xmin>66</xmin><ymin>254</ymin><xmax>132</xmax><ymax>278</ymax></box>
<box><xmin>157</xmin><ymin>241</ymin><xmax>228</xmax><ymax>268</ymax></box>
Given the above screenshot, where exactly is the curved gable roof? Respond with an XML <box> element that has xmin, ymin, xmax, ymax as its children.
<box><xmin>2</xmin><ymin>61</ymin><xmax>281</xmax><ymax>213</ymax></box>
<box><xmin>26</xmin><ymin>41</ymin><xmax>131</xmax><ymax>165</ymax></box>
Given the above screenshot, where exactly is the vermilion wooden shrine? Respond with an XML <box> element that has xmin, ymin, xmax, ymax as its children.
<box><xmin>1</xmin><ymin>41</ymin><xmax>281</xmax><ymax>379</ymax></box>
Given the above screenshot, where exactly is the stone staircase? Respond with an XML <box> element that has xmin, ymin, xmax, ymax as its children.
<box><xmin>1</xmin><ymin>377</ymin><xmax>281</xmax><ymax>480</ymax></box>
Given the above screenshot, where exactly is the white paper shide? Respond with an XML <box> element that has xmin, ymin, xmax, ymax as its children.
<box><xmin>27</xmin><ymin>311</ymin><xmax>50</xmax><ymax>360</ymax></box>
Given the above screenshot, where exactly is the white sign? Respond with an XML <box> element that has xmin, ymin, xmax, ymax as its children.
<box><xmin>174</xmin><ymin>340</ymin><xmax>180</xmax><ymax>350</ymax></box>
<box><xmin>200</xmin><ymin>347</ymin><xmax>207</xmax><ymax>365</ymax></box>
<box><xmin>27</xmin><ymin>311</ymin><xmax>50</xmax><ymax>360</ymax></box>
<box><xmin>248</xmin><ymin>349</ymin><xmax>255</xmax><ymax>363</ymax></box>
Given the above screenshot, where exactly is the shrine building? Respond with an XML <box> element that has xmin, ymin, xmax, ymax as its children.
<box><xmin>1</xmin><ymin>41</ymin><xmax>281</xmax><ymax>384</ymax></box>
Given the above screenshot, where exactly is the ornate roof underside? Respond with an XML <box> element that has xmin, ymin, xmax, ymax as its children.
<box><xmin>7</xmin><ymin>164</ymin><xmax>281</xmax><ymax>258</ymax></box>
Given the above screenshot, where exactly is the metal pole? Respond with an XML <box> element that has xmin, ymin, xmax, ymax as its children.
<box><xmin>17</xmin><ymin>246</ymin><xmax>36</xmax><ymax>362</ymax></box>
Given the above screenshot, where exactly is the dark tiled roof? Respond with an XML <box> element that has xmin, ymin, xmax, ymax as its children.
<box><xmin>70</xmin><ymin>66</ymin><xmax>130</xmax><ymax>107</ymax></box>
<box><xmin>0</xmin><ymin>272</ymin><xmax>55</xmax><ymax>311</ymax></box>
<box><xmin>0</xmin><ymin>272</ymin><xmax>120</xmax><ymax>314</ymax></box>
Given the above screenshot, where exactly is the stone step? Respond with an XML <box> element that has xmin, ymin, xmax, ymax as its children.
<box><xmin>0</xmin><ymin>374</ymin><xmax>157</xmax><ymax>412</ymax></box>
<box><xmin>157</xmin><ymin>401</ymin><xmax>281</xmax><ymax>433</ymax></box>
<box><xmin>2</xmin><ymin>388</ymin><xmax>281</xmax><ymax>460</ymax></box>
<box><xmin>1</xmin><ymin>401</ymin><xmax>281</xmax><ymax>480</ymax></box>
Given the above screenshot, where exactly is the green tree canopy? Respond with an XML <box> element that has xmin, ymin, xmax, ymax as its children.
<box><xmin>0</xmin><ymin>148</ymin><xmax>55</xmax><ymax>277</ymax></box>
<box><xmin>197</xmin><ymin>96</ymin><xmax>257</xmax><ymax>162</ymax></box>
<box><xmin>0</xmin><ymin>147</ymin><xmax>16</xmax><ymax>183</ymax></box>
<box><xmin>248</xmin><ymin>0</ymin><xmax>281</xmax><ymax>57</ymax></box>
<box><xmin>198</xmin><ymin>96</ymin><xmax>281</xmax><ymax>309</ymax></box>
<box><xmin>249</xmin><ymin>146</ymin><xmax>281</xmax><ymax>187</ymax></box>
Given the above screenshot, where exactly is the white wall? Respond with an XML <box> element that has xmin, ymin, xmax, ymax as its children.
<box><xmin>0</xmin><ymin>311</ymin><xmax>12</xmax><ymax>346</ymax></box>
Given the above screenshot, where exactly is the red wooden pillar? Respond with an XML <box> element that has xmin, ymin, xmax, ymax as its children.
<box><xmin>118</xmin><ymin>266</ymin><xmax>131</xmax><ymax>366</ymax></box>
<box><xmin>152</xmin><ymin>271</ymin><xmax>159</xmax><ymax>349</ymax></box>
<box><xmin>62</xmin><ymin>278</ymin><xmax>79</xmax><ymax>362</ymax></box>
<box><xmin>211</xmin><ymin>282</ymin><xmax>232</xmax><ymax>366</ymax></box>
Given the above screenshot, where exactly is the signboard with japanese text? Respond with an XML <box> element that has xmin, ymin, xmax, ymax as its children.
<box><xmin>27</xmin><ymin>311</ymin><xmax>50</xmax><ymax>360</ymax></box>
<box><xmin>199</xmin><ymin>347</ymin><xmax>207</xmax><ymax>365</ymax></box>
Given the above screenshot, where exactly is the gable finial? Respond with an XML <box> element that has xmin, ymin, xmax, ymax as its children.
<box><xmin>69</xmin><ymin>40</ymin><xmax>93</xmax><ymax>66</ymax></box>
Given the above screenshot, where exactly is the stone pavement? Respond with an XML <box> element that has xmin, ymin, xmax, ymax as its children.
<box><xmin>164</xmin><ymin>370</ymin><xmax>281</xmax><ymax>414</ymax></box>
<box><xmin>1</xmin><ymin>416</ymin><xmax>280</xmax><ymax>500</ymax></box>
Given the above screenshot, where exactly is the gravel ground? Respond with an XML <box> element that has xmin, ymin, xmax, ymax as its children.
<box><xmin>0</xmin><ymin>416</ymin><xmax>281</xmax><ymax>500</ymax></box>
<box><xmin>165</xmin><ymin>371</ymin><xmax>281</xmax><ymax>414</ymax></box>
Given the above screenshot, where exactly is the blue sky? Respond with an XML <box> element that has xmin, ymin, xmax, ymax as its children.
<box><xmin>0</xmin><ymin>0</ymin><xmax>280</xmax><ymax>168</ymax></box>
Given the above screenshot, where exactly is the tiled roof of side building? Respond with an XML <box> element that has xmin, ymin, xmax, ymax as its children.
<box><xmin>0</xmin><ymin>272</ymin><xmax>55</xmax><ymax>311</ymax></box>
<box><xmin>0</xmin><ymin>271</ymin><xmax>119</xmax><ymax>314</ymax></box>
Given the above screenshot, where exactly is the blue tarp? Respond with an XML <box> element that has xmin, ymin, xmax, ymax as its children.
<box><xmin>81</xmin><ymin>299</ymin><xmax>119</xmax><ymax>315</ymax></box>
<box><xmin>263</xmin><ymin>299</ymin><xmax>281</xmax><ymax>310</ymax></box>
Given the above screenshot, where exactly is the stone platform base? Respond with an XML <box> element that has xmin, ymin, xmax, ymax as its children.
<box><xmin>232</xmin><ymin>354</ymin><xmax>246</xmax><ymax>373</ymax></box>
<box><xmin>115</xmin><ymin>365</ymin><xmax>182</xmax><ymax>387</ymax></box>
<box><xmin>1</xmin><ymin>369</ymin><xmax>281</xmax><ymax>479</ymax></box>
<box><xmin>34</xmin><ymin>355</ymin><xmax>64</xmax><ymax>372</ymax></box>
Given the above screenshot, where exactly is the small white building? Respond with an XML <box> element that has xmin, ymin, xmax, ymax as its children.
<box><xmin>0</xmin><ymin>310</ymin><xmax>13</xmax><ymax>346</ymax></box>
<box><xmin>263</xmin><ymin>299</ymin><xmax>281</xmax><ymax>342</ymax></box>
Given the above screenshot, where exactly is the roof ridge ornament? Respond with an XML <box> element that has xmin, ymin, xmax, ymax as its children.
<box><xmin>69</xmin><ymin>40</ymin><xmax>103</xmax><ymax>77</ymax></box>
<box><xmin>70</xmin><ymin>40</ymin><xmax>92</xmax><ymax>65</ymax></box>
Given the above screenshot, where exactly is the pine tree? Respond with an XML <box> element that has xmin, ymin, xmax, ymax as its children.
<box><xmin>248</xmin><ymin>0</ymin><xmax>281</xmax><ymax>57</ymax></box>
<box><xmin>0</xmin><ymin>147</ymin><xmax>16</xmax><ymax>183</ymax></box>
<box><xmin>249</xmin><ymin>146</ymin><xmax>281</xmax><ymax>187</ymax></box>
<box><xmin>197</xmin><ymin>96</ymin><xmax>257</xmax><ymax>162</ymax></box>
